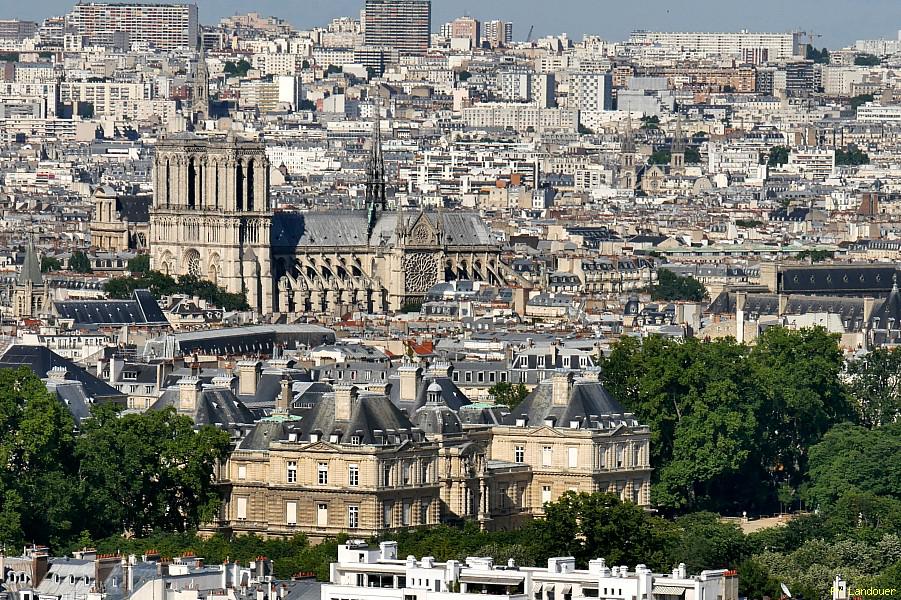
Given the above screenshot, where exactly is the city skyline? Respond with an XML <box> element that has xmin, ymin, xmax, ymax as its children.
<box><xmin>0</xmin><ymin>0</ymin><xmax>900</xmax><ymax>47</ymax></box>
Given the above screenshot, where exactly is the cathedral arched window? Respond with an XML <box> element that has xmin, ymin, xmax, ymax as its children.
<box><xmin>187</xmin><ymin>158</ymin><xmax>197</xmax><ymax>209</ymax></box>
<box><xmin>236</xmin><ymin>161</ymin><xmax>244</xmax><ymax>211</ymax></box>
<box><xmin>164</xmin><ymin>159</ymin><xmax>171</xmax><ymax>208</ymax></box>
<box><xmin>246</xmin><ymin>159</ymin><xmax>255</xmax><ymax>211</ymax></box>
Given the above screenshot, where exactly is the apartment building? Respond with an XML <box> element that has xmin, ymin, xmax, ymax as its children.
<box><xmin>363</xmin><ymin>0</ymin><xmax>431</xmax><ymax>57</ymax></box>
<box><xmin>323</xmin><ymin>541</ymin><xmax>740</xmax><ymax>600</ymax></box>
<box><xmin>629</xmin><ymin>30</ymin><xmax>804</xmax><ymax>61</ymax></box>
<box><xmin>66</xmin><ymin>2</ymin><xmax>198</xmax><ymax>51</ymax></box>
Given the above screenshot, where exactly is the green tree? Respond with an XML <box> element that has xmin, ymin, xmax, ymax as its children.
<box><xmin>649</xmin><ymin>269</ymin><xmax>707</xmax><ymax>302</ymax></box>
<box><xmin>738</xmin><ymin>558</ymin><xmax>780</xmax><ymax>600</ymax></box>
<box><xmin>835</xmin><ymin>146</ymin><xmax>870</xmax><ymax>166</ymax></box>
<box><xmin>128</xmin><ymin>254</ymin><xmax>151</xmax><ymax>274</ymax></box>
<box><xmin>457</xmin><ymin>70</ymin><xmax>472</xmax><ymax>82</ymax></box>
<box><xmin>805</xmin><ymin>423</ymin><xmax>901</xmax><ymax>510</ymax></box>
<box><xmin>41</xmin><ymin>256</ymin><xmax>62</xmax><ymax>272</ymax></box>
<box><xmin>76</xmin><ymin>405</ymin><xmax>230</xmax><ymax>538</ymax></box>
<box><xmin>674</xmin><ymin>513</ymin><xmax>748</xmax><ymax>573</ymax></box>
<box><xmin>846</xmin><ymin>348</ymin><xmax>901</xmax><ymax>428</ymax></box>
<box><xmin>489</xmin><ymin>382</ymin><xmax>529</xmax><ymax>408</ymax></box>
<box><xmin>805</xmin><ymin>45</ymin><xmax>830</xmax><ymax>64</ymax></box>
<box><xmin>649</xmin><ymin>149</ymin><xmax>671</xmax><ymax>164</ymax></box>
<box><xmin>0</xmin><ymin>368</ymin><xmax>79</xmax><ymax>549</ymax></box>
<box><xmin>851</xmin><ymin>93</ymin><xmax>874</xmax><ymax>110</ymax></box>
<box><xmin>684</xmin><ymin>147</ymin><xmax>701</xmax><ymax>164</ymax></box>
<box><xmin>767</xmin><ymin>146</ymin><xmax>790</xmax><ymax>166</ymax></box>
<box><xmin>530</xmin><ymin>492</ymin><xmax>680</xmax><ymax>570</ymax></box>
<box><xmin>69</xmin><ymin>250</ymin><xmax>92</xmax><ymax>273</ymax></box>
<box><xmin>854</xmin><ymin>53</ymin><xmax>880</xmax><ymax>67</ymax></box>
<box><xmin>748</xmin><ymin>327</ymin><xmax>854</xmax><ymax>490</ymax></box>
<box><xmin>223</xmin><ymin>59</ymin><xmax>252</xmax><ymax>77</ymax></box>
<box><xmin>735</xmin><ymin>219</ymin><xmax>763</xmax><ymax>228</ymax></box>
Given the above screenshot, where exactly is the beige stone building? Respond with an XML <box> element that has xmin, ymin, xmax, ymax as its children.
<box><xmin>210</xmin><ymin>369</ymin><xmax>651</xmax><ymax>540</ymax></box>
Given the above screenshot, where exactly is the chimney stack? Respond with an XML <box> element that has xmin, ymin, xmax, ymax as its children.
<box><xmin>177</xmin><ymin>377</ymin><xmax>202</xmax><ymax>414</ymax></box>
<box><xmin>334</xmin><ymin>384</ymin><xmax>359</xmax><ymax>421</ymax></box>
<box><xmin>551</xmin><ymin>370</ymin><xmax>573</xmax><ymax>406</ymax></box>
<box><xmin>236</xmin><ymin>360</ymin><xmax>262</xmax><ymax>397</ymax></box>
<box><xmin>397</xmin><ymin>365</ymin><xmax>422</xmax><ymax>404</ymax></box>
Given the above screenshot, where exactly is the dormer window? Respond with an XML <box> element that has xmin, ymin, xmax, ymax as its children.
<box><xmin>310</xmin><ymin>433</ymin><xmax>320</xmax><ymax>443</ymax></box>
<box><xmin>350</xmin><ymin>435</ymin><xmax>361</xmax><ymax>445</ymax></box>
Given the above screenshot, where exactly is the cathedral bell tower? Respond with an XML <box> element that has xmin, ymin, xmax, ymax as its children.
<box><xmin>150</xmin><ymin>134</ymin><xmax>273</xmax><ymax>314</ymax></box>
<box><xmin>670</xmin><ymin>114</ymin><xmax>686</xmax><ymax>175</ymax></box>
<box><xmin>618</xmin><ymin>113</ymin><xmax>638</xmax><ymax>190</ymax></box>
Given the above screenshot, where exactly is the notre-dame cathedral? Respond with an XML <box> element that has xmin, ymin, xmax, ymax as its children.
<box><xmin>149</xmin><ymin>129</ymin><xmax>507</xmax><ymax>316</ymax></box>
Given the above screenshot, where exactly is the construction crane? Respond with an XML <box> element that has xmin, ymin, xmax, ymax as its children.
<box><xmin>526</xmin><ymin>25</ymin><xmax>534</xmax><ymax>43</ymax></box>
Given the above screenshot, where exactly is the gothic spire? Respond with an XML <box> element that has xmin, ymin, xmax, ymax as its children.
<box><xmin>672</xmin><ymin>113</ymin><xmax>685</xmax><ymax>153</ymax></box>
<box><xmin>19</xmin><ymin>236</ymin><xmax>43</xmax><ymax>287</ymax></box>
<box><xmin>621</xmin><ymin>113</ymin><xmax>636</xmax><ymax>154</ymax></box>
<box><xmin>365</xmin><ymin>108</ymin><xmax>387</xmax><ymax>235</ymax></box>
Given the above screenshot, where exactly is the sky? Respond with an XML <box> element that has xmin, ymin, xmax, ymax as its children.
<box><xmin>1</xmin><ymin>0</ymin><xmax>900</xmax><ymax>48</ymax></box>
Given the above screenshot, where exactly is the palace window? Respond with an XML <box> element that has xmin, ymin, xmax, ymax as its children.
<box><xmin>348</xmin><ymin>464</ymin><xmax>359</xmax><ymax>487</ymax></box>
<box><xmin>348</xmin><ymin>505</ymin><xmax>359</xmax><ymax>529</ymax></box>
<box><xmin>286</xmin><ymin>461</ymin><xmax>297</xmax><ymax>483</ymax></box>
<box><xmin>514</xmin><ymin>445</ymin><xmax>525</xmax><ymax>463</ymax></box>
<box><xmin>318</xmin><ymin>462</ymin><xmax>329</xmax><ymax>485</ymax></box>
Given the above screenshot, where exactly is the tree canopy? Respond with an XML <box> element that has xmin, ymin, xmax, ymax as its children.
<box><xmin>806</xmin><ymin>45</ymin><xmax>830</xmax><ymax>64</ymax></box>
<box><xmin>767</xmin><ymin>146</ymin><xmax>790</xmax><ymax>167</ymax></box>
<box><xmin>854</xmin><ymin>53</ymin><xmax>880</xmax><ymax>67</ymax></box>
<box><xmin>845</xmin><ymin>348</ymin><xmax>901</xmax><ymax>427</ymax></box>
<box><xmin>128</xmin><ymin>254</ymin><xmax>150</xmax><ymax>274</ymax></box>
<box><xmin>223</xmin><ymin>59</ymin><xmax>251</xmax><ymax>77</ymax></box>
<box><xmin>600</xmin><ymin>328</ymin><xmax>853</xmax><ymax>514</ymax></box>
<box><xmin>104</xmin><ymin>270</ymin><xmax>249</xmax><ymax>311</ymax></box>
<box><xmin>649</xmin><ymin>269</ymin><xmax>707</xmax><ymax>302</ymax></box>
<box><xmin>0</xmin><ymin>369</ymin><xmax>229</xmax><ymax>550</ymax></box>
<box><xmin>69</xmin><ymin>250</ymin><xmax>92</xmax><ymax>273</ymax></box>
<box><xmin>488</xmin><ymin>381</ymin><xmax>529</xmax><ymax>408</ymax></box>
<box><xmin>835</xmin><ymin>146</ymin><xmax>870</xmax><ymax>166</ymax></box>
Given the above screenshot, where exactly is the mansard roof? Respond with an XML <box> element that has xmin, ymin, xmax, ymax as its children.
<box><xmin>151</xmin><ymin>385</ymin><xmax>255</xmax><ymax>427</ymax></box>
<box><xmin>506</xmin><ymin>374</ymin><xmax>635</xmax><ymax>428</ymax></box>
<box><xmin>296</xmin><ymin>390</ymin><xmax>422</xmax><ymax>445</ymax></box>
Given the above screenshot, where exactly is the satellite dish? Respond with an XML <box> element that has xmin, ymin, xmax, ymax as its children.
<box><xmin>781</xmin><ymin>583</ymin><xmax>792</xmax><ymax>598</ymax></box>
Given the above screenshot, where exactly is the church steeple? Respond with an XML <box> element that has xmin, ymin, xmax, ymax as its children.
<box><xmin>19</xmin><ymin>236</ymin><xmax>43</xmax><ymax>287</ymax></box>
<box><xmin>365</xmin><ymin>111</ymin><xmax>387</xmax><ymax>236</ymax></box>
<box><xmin>191</xmin><ymin>45</ymin><xmax>210</xmax><ymax>123</ymax></box>
<box><xmin>670</xmin><ymin>113</ymin><xmax>685</xmax><ymax>174</ymax></box>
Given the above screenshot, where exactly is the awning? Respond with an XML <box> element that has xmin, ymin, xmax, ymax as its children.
<box><xmin>560</xmin><ymin>584</ymin><xmax>572</xmax><ymax>594</ymax></box>
<box><xmin>653</xmin><ymin>585</ymin><xmax>687</xmax><ymax>596</ymax></box>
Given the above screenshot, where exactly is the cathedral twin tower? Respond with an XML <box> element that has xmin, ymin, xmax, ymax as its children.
<box><xmin>150</xmin><ymin>134</ymin><xmax>275</xmax><ymax>313</ymax></box>
<box><xmin>149</xmin><ymin>132</ymin><xmax>505</xmax><ymax>318</ymax></box>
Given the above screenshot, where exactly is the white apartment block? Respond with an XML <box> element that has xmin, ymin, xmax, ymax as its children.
<box><xmin>788</xmin><ymin>147</ymin><xmax>836</xmax><ymax>181</ymax></box>
<box><xmin>58</xmin><ymin>82</ymin><xmax>153</xmax><ymax>117</ymax></box>
<box><xmin>463</xmin><ymin>103</ymin><xmax>579</xmax><ymax>133</ymax></box>
<box><xmin>857</xmin><ymin>102</ymin><xmax>901</xmax><ymax>122</ymax></box>
<box><xmin>66</xmin><ymin>2</ymin><xmax>198</xmax><ymax>51</ymax></box>
<box><xmin>821</xmin><ymin>66</ymin><xmax>866</xmax><ymax>97</ymax></box>
<box><xmin>629</xmin><ymin>30</ymin><xmax>804</xmax><ymax>61</ymax></box>
<box><xmin>568</xmin><ymin>72</ymin><xmax>613</xmax><ymax>112</ymax></box>
<box><xmin>322</xmin><ymin>541</ymin><xmax>740</xmax><ymax>600</ymax></box>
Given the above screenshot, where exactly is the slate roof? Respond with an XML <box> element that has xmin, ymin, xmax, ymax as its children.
<box><xmin>387</xmin><ymin>372</ymin><xmax>472</xmax><ymax>415</ymax></box>
<box><xmin>150</xmin><ymin>386</ymin><xmax>255</xmax><ymax>427</ymax></box>
<box><xmin>271</xmin><ymin>210</ymin><xmax>494</xmax><ymax>249</ymax></box>
<box><xmin>778</xmin><ymin>265</ymin><xmax>899</xmax><ymax>295</ymax></box>
<box><xmin>0</xmin><ymin>344</ymin><xmax>125</xmax><ymax>403</ymax></box>
<box><xmin>18</xmin><ymin>239</ymin><xmax>42</xmax><ymax>286</ymax></box>
<box><xmin>296</xmin><ymin>391</ymin><xmax>422</xmax><ymax>445</ymax></box>
<box><xmin>54</xmin><ymin>290</ymin><xmax>168</xmax><ymax>327</ymax></box>
<box><xmin>506</xmin><ymin>376</ymin><xmax>635</xmax><ymax>428</ymax></box>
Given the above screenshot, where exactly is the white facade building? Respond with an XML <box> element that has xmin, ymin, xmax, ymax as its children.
<box><xmin>322</xmin><ymin>541</ymin><xmax>740</xmax><ymax>600</ymax></box>
<box><xmin>628</xmin><ymin>30</ymin><xmax>804</xmax><ymax>61</ymax></box>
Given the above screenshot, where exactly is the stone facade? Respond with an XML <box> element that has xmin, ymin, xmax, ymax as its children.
<box><xmin>150</xmin><ymin>134</ymin><xmax>505</xmax><ymax>316</ymax></box>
